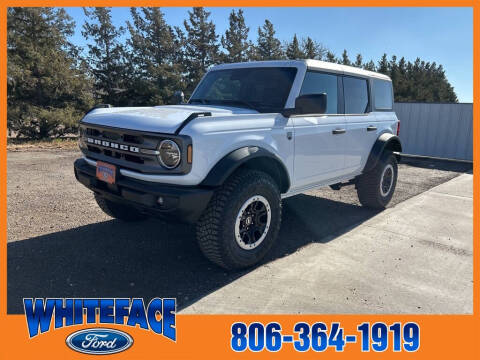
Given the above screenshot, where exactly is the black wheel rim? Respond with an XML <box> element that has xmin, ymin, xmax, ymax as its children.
<box><xmin>381</xmin><ymin>165</ymin><xmax>394</xmax><ymax>197</ymax></box>
<box><xmin>235</xmin><ymin>195</ymin><xmax>271</xmax><ymax>250</ymax></box>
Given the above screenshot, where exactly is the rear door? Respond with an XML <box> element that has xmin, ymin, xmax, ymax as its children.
<box><xmin>343</xmin><ymin>76</ymin><xmax>377</xmax><ymax>174</ymax></box>
<box><xmin>293</xmin><ymin>71</ymin><xmax>347</xmax><ymax>189</ymax></box>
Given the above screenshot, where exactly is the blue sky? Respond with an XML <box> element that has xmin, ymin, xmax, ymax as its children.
<box><xmin>65</xmin><ymin>7</ymin><xmax>473</xmax><ymax>102</ymax></box>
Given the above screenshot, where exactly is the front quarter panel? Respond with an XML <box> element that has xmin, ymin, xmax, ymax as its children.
<box><xmin>182</xmin><ymin>114</ymin><xmax>294</xmax><ymax>186</ymax></box>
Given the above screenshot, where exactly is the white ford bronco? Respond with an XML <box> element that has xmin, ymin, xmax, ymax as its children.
<box><xmin>74</xmin><ymin>60</ymin><xmax>401</xmax><ymax>269</ymax></box>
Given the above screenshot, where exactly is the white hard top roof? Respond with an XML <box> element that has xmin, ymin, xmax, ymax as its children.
<box><xmin>210</xmin><ymin>59</ymin><xmax>391</xmax><ymax>81</ymax></box>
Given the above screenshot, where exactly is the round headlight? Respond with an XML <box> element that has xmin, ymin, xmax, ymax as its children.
<box><xmin>158</xmin><ymin>140</ymin><xmax>181</xmax><ymax>169</ymax></box>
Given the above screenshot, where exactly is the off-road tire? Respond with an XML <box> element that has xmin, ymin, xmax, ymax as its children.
<box><xmin>196</xmin><ymin>169</ymin><xmax>282</xmax><ymax>270</ymax></box>
<box><xmin>94</xmin><ymin>194</ymin><xmax>148</xmax><ymax>221</ymax></box>
<box><xmin>357</xmin><ymin>152</ymin><xmax>398</xmax><ymax>209</ymax></box>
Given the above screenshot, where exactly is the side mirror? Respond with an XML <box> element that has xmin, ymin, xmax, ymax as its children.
<box><xmin>173</xmin><ymin>90</ymin><xmax>185</xmax><ymax>105</ymax></box>
<box><xmin>282</xmin><ymin>93</ymin><xmax>327</xmax><ymax>117</ymax></box>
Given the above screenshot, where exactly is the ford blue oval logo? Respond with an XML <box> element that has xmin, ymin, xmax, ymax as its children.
<box><xmin>66</xmin><ymin>328</ymin><xmax>133</xmax><ymax>355</ymax></box>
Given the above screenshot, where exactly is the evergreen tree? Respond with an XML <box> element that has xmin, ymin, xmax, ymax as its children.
<box><xmin>183</xmin><ymin>7</ymin><xmax>220</xmax><ymax>93</ymax></box>
<box><xmin>377</xmin><ymin>53</ymin><xmax>389</xmax><ymax>74</ymax></box>
<box><xmin>221</xmin><ymin>9</ymin><xmax>251</xmax><ymax>63</ymax></box>
<box><xmin>363</xmin><ymin>60</ymin><xmax>376</xmax><ymax>71</ymax></box>
<box><xmin>126</xmin><ymin>7</ymin><xmax>184</xmax><ymax>105</ymax></box>
<box><xmin>7</xmin><ymin>7</ymin><xmax>93</xmax><ymax>139</ymax></box>
<box><xmin>301</xmin><ymin>37</ymin><xmax>326</xmax><ymax>60</ymax></box>
<box><xmin>388</xmin><ymin>55</ymin><xmax>398</xmax><ymax>88</ymax></box>
<box><xmin>393</xmin><ymin>56</ymin><xmax>408</xmax><ymax>100</ymax></box>
<box><xmin>376</xmin><ymin>54</ymin><xmax>457</xmax><ymax>102</ymax></box>
<box><xmin>301</xmin><ymin>37</ymin><xmax>315</xmax><ymax>59</ymax></box>
<box><xmin>285</xmin><ymin>34</ymin><xmax>303</xmax><ymax>60</ymax></box>
<box><xmin>354</xmin><ymin>53</ymin><xmax>363</xmax><ymax>68</ymax></box>
<box><xmin>326</xmin><ymin>51</ymin><xmax>337</xmax><ymax>63</ymax></box>
<box><xmin>398</xmin><ymin>56</ymin><xmax>407</xmax><ymax>74</ymax></box>
<box><xmin>341</xmin><ymin>49</ymin><xmax>351</xmax><ymax>65</ymax></box>
<box><xmin>82</xmin><ymin>7</ymin><xmax>127</xmax><ymax>105</ymax></box>
<box><xmin>255</xmin><ymin>19</ymin><xmax>283</xmax><ymax>60</ymax></box>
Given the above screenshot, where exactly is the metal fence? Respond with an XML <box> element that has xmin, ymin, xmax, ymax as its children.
<box><xmin>393</xmin><ymin>102</ymin><xmax>473</xmax><ymax>161</ymax></box>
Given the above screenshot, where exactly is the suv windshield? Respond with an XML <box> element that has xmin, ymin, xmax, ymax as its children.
<box><xmin>189</xmin><ymin>67</ymin><xmax>298</xmax><ymax>113</ymax></box>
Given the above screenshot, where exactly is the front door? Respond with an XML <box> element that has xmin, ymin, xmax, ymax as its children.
<box><xmin>293</xmin><ymin>71</ymin><xmax>347</xmax><ymax>189</ymax></box>
<box><xmin>293</xmin><ymin>114</ymin><xmax>347</xmax><ymax>188</ymax></box>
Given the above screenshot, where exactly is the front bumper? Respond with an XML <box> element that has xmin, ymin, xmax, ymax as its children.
<box><xmin>74</xmin><ymin>158</ymin><xmax>214</xmax><ymax>223</ymax></box>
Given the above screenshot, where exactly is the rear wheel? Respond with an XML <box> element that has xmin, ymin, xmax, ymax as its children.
<box><xmin>196</xmin><ymin>169</ymin><xmax>282</xmax><ymax>270</ymax></box>
<box><xmin>357</xmin><ymin>152</ymin><xmax>398</xmax><ymax>209</ymax></box>
<box><xmin>94</xmin><ymin>194</ymin><xmax>148</xmax><ymax>221</ymax></box>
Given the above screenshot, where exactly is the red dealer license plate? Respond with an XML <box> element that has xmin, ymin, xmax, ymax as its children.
<box><xmin>96</xmin><ymin>161</ymin><xmax>116</xmax><ymax>184</ymax></box>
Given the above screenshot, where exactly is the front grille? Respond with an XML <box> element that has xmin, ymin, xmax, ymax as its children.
<box><xmin>80</xmin><ymin>125</ymin><xmax>162</xmax><ymax>171</ymax></box>
<box><xmin>79</xmin><ymin>123</ymin><xmax>192</xmax><ymax>175</ymax></box>
<box><xmin>123</xmin><ymin>134</ymin><xmax>143</xmax><ymax>144</ymax></box>
<box><xmin>102</xmin><ymin>130</ymin><xmax>122</xmax><ymax>141</ymax></box>
<box><xmin>87</xmin><ymin>145</ymin><xmax>101</xmax><ymax>154</ymax></box>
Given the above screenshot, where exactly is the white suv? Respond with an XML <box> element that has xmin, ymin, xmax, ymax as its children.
<box><xmin>74</xmin><ymin>60</ymin><xmax>401</xmax><ymax>269</ymax></box>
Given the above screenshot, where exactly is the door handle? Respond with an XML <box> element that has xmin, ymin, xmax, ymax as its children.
<box><xmin>332</xmin><ymin>129</ymin><xmax>346</xmax><ymax>135</ymax></box>
<box><xmin>367</xmin><ymin>126</ymin><xmax>377</xmax><ymax>131</ymax></box>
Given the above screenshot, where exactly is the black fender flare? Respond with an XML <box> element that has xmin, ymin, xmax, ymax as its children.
<box><xmin>364</xmin><ymin>133</ymin><xmax>402</xmax><ymax>173</ymax></box>
<box><xmin>200</xmin><ymin>146</ymin><xmax>291</xmax><ymax>193</ymax></box>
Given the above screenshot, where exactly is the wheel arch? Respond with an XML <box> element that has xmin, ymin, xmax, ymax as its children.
<box><xmin>200</xmin><ymin>147</ymin><xmax>291</xmax><ymax>193</ymax></box>
<box><xmin>363</xmin><ymin>133</ymin><xmax>402</xmax><ymax>173</ymax></box>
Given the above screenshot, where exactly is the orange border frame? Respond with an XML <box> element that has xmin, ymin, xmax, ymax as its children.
<box><xmin>1</xmin><ymin>2</ymin><xmax>478</xmax><ymax>358</ymax></box>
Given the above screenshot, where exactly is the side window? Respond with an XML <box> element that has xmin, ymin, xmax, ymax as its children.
<box><xmin>373</xmin><ymin>79</ymin><xmax>393</xmax><ymax>110</ymax></box>
<box><xmin>343</xmin><ymin>77</ymin><xmax>369</xmax><ymax>114</ymax></box>
<box><xmin>300</xmin><ymin>71</ymin><xmax>338</xmax><ymax>114</ymax></box>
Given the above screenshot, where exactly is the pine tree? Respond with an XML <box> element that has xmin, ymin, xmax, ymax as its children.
<box><xmin>377</xmin><ymin>53</ymin><xmax>389</xmax><ymax>74</ymax></box>
<box><xmin>388</xmin><ymin>55</ymin><xmax>398</xmax><ymax>88</ymax></box>
<box><xmin>221</xmin><ymin>9</ymin><xmax>251</xmax><ymax>63</ymax></box>
<box><xmin>126</xmin><ymin>7</ymin><xmax>184</xmax><ymax>105</ymax></box>
<box><xmin>255</xmin><ymin>19</ymin><xmax>283</xmax><ymax>60</ymax></box>
<box><xmin>301</xmin><ymin>37</ymin><xmax>315</xmax><ymax>59</ymax></box>
<box><xmin>375</xmin><ymin>54</ymin><xmax>457</xmax><ymax>102</ymax></box>
<box><xmin>301</xmin><ymin>37</ymin><xmax>326</xmax><ymax>60</ymax></box>
<box><xmin>183</xmin><ymin>7</ymin><xmax>220</xmax><ymax>93</ymax></box>
<box><xmin>363</xmin><ymin>60</ymin><xmax>376</xmax><ymax>71</ymax></box>
<box><xmin>341</xmin><ymin>49</ymin><xmax>351</xmax><ymax>65</ymax></box>
<box><xmin>285</xmin><ymin>34</ymin><xmax>303</xmax><ymax>59</ymax></box>
<box><xmin>354</xmin><ymin>54</ymin><xmax>363</xmax><ymax>68</ymax></box>
<box><xmin>7</xmin><ymin>7</ymin><xmax>93</xmax><ymax>139</ymax></box>
<box><xmin>326</xmin><ymin>51</ymin><xmax>337</xmax><ymax>63</ymax></box>
<box><xmin>82</xmin><ymin>7</ymin><xmax>127</xmax><ymax>105</ymax></box>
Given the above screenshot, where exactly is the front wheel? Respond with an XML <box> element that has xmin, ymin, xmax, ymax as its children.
<box><xmin>356</xmin><ymin>152</ymin><xmax>398</xmax><ymax>209</ymax></box>
<box><xmin>196</xmin><ymin>169</ymin><xmax>282</xmax><ymax>270</ymax></box>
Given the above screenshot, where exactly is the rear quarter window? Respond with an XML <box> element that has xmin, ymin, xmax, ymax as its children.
<box><xmin>373</xmin><ymin>79</ymin><xmax>393</xmax><ymax>110</ymax></box>
<box><xmin>343</xmin><ymin>77</ymin><xmax>369</xmax><ymax>114</ymax></box>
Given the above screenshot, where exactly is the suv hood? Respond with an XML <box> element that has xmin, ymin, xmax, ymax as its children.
<box><xmin>81</xmin><ymin>104</ymin><xmax>258</xmax><ymax>134</ymax></box>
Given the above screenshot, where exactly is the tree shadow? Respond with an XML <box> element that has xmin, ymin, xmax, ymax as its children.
<box><xmin>7</xmin><ymin>194</ymin><xmax>379</xmax><ymax>314</ymax></box>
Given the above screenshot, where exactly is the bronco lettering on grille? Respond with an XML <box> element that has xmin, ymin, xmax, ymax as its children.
<box><xmin>86</xmin><ymin>137</ymin><xmax>140</xmax><ymax>153</ymax></box>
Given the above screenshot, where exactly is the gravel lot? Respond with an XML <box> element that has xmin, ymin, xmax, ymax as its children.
<box><xmin>7</xmin><ymin>149</ymin><xmax>472</xmax><ymax>313</ymax></box>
